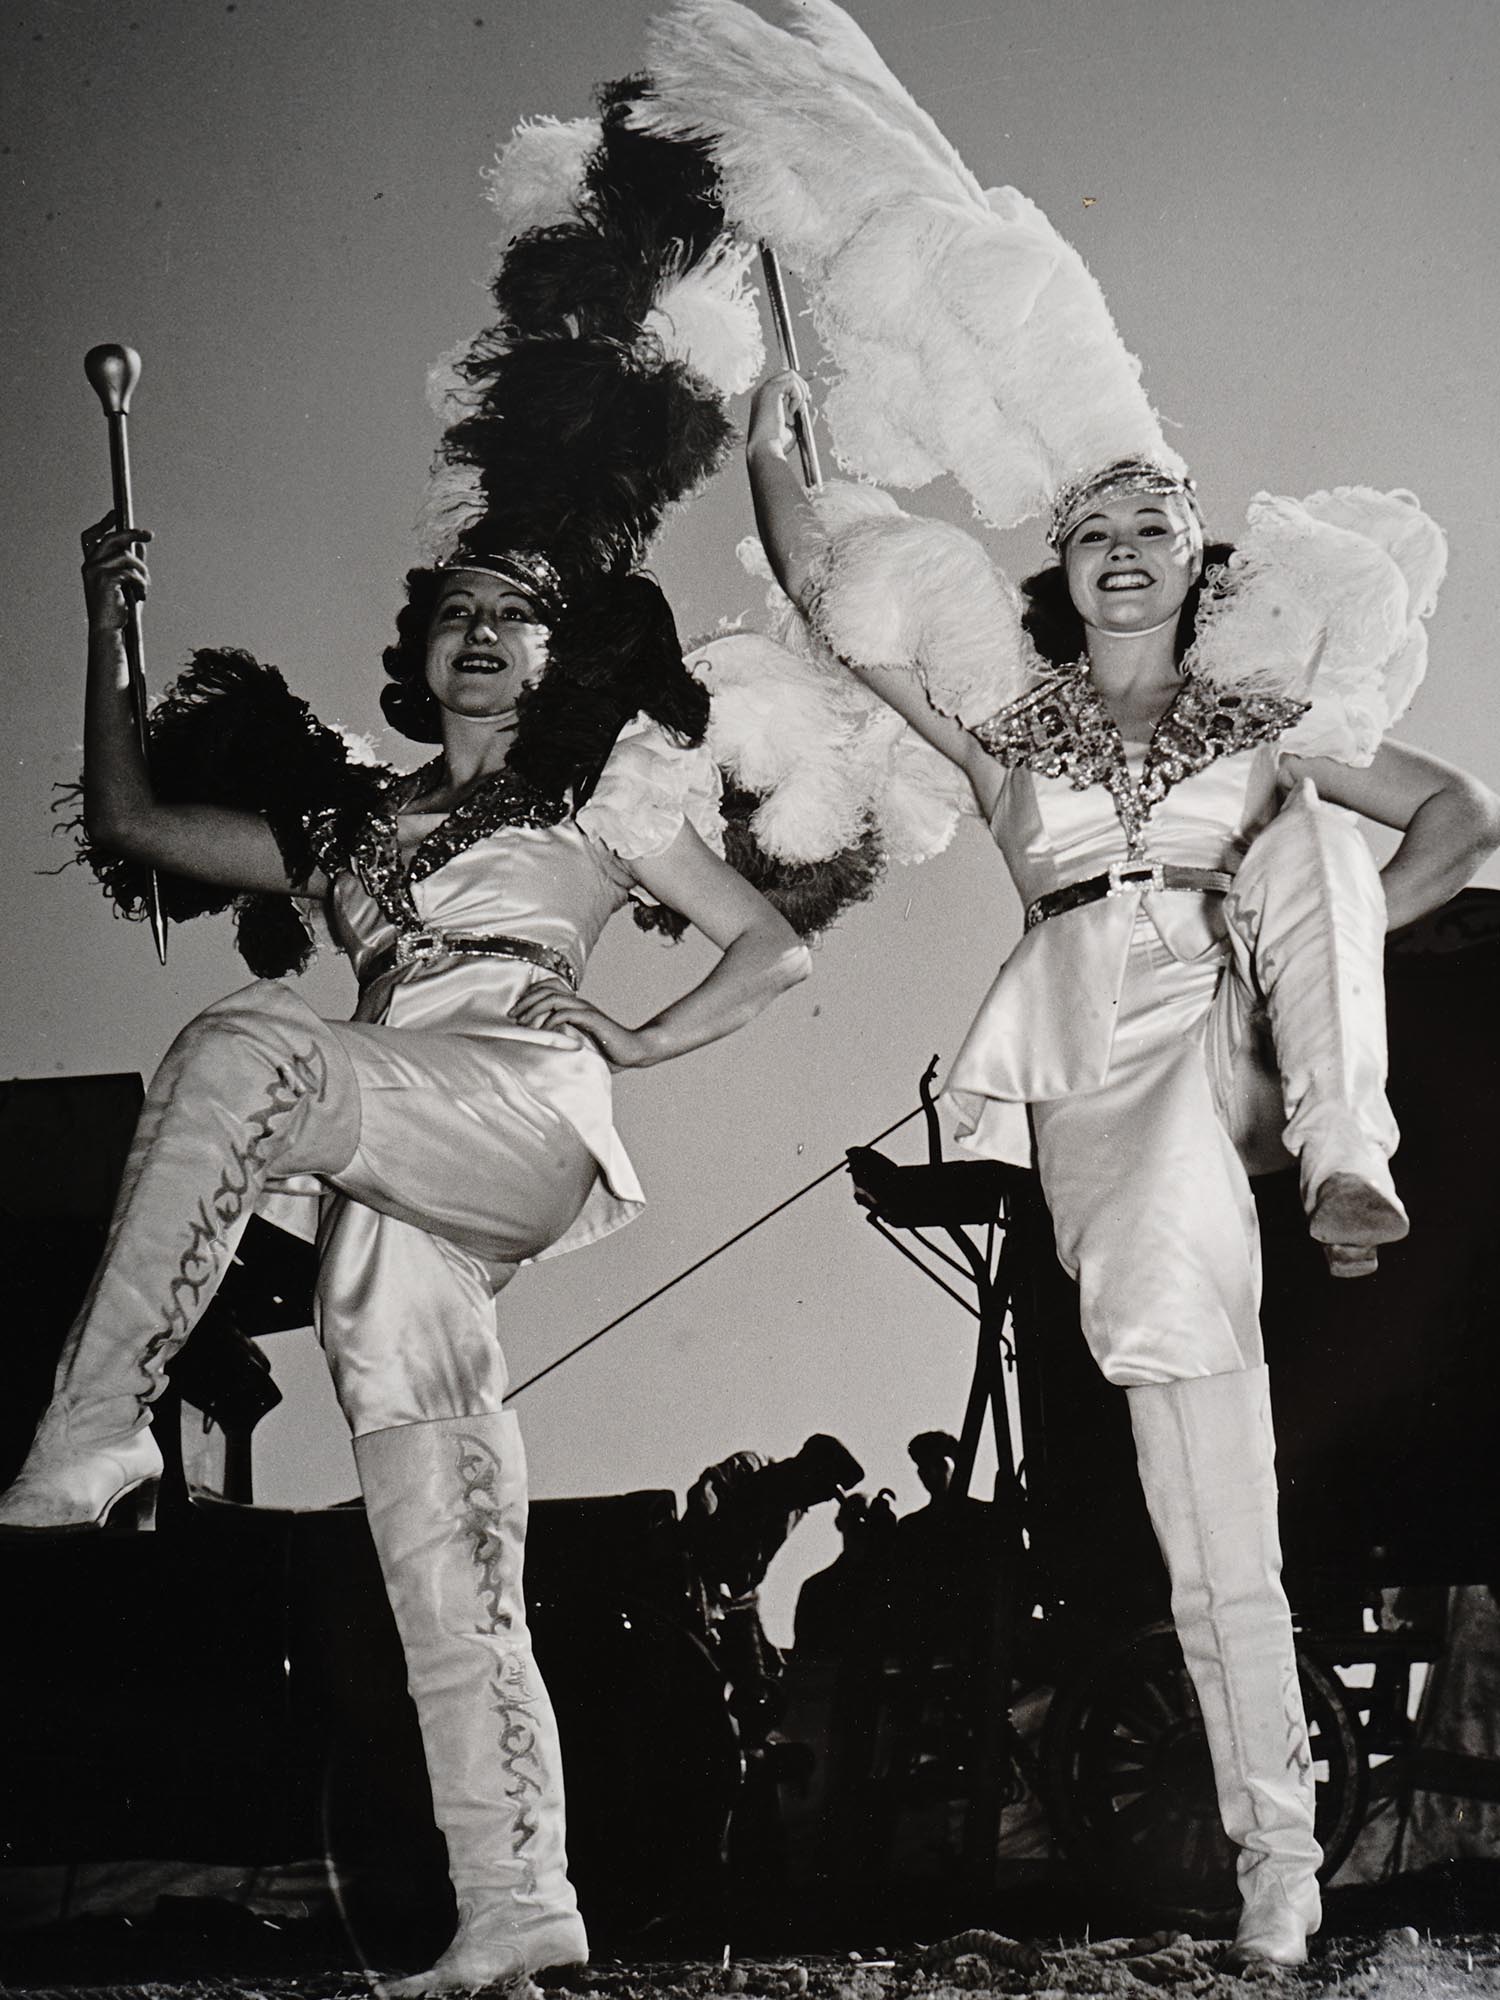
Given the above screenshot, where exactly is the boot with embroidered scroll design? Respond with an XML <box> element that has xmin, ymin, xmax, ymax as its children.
<box><xmin>355</xmin><ymin>1409</ymin><xmax>587</xmax><ymax>1996</ymax></box>
<box><xmin>0</xmin><ymin>983</ymin><xmax>360</xmax><ymax>1532</ymax></box>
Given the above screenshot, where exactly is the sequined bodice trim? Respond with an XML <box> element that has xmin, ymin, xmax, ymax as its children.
<box><xmin>971</xmin><ymin>670</ymin><xmax>1308</xmax><ymax>856</ymax></box>
<box><xmin>305</xmin><ymin>763</ymin><xmax>571</xmax><ymax>937</ymax></box>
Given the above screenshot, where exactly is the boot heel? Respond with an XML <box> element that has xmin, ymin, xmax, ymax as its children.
<box><xmin>1323</xmin><ymin>1242</ymin><xmax>1379</xmax><ymax>1280</ymax></box>
<box><xmin>99</xmin><ymin>1477</ymin><xmax>159</xmax><ymax>1534</ymax></box>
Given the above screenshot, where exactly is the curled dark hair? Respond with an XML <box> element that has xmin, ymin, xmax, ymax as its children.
<box><xmin>380</xmin><ymin>567</ymin><xmax>449</xmax><ymax>742</ymax></box>
<box><xmin>380</xmin><ymin>566</ymin><xmax>710</xmax><ymax>936</ymax></box>
<box><xmin>1020</xmin><ymin>540</ymin><xmax>1236</xmax><ymax>670</ymax></box>
<box><xmin>509</xmin><ymin>570</ymin><xmax>708</xmax><ymax>807</ymax></box>
<box><xmin>380</xmin><ymin>565</ymin><xmax>708</xmax><ymax>781</ymax></box>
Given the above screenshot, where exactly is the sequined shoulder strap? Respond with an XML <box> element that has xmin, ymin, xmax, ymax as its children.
<box><xmin>970</xmin><ymin>671</ymin><xmax>1114</xmax><ymax>786</ymax></box>
<box><xmin>334</xmin><ymin>766</ymin><xmax>572</xmax><ymax>935</ymax></box>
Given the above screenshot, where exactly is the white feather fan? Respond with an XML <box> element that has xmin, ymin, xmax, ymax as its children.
<box><xmin>693</xmin><ymin>587</ymin><xmax>985</xmax><ymax>872</ymax></box>
<box><xmin>1195</xmin><ymin>488</ymin><xmax>1447</xmax><ymax>765</ymax></box>
<box><xmin>804</xmin><ymin>484</ymin><xmax>1036</xmax><ymax>724</ymax></box>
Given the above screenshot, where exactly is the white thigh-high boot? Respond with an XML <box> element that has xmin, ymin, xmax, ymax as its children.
<box><xmin>0</xmin><ymin>983</ymin><xmax>360</xmax><ymax>1531</ymax></box>
<box><xmin>1126</xmin><ymin>1365</ymin><xmax>1321</xmax><ymax>1968</ymax></box>
<box><xmin>1226</xmin><ymin>779</ymin><xmax>1406</xmax><ymax>1276</ymax></box>
<box><xmin>354</xmin><ymin>1411</ymin><xmax>587</xmax><ymax>1996</ymax></box>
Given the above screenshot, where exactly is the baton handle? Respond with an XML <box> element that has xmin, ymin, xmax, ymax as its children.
<box><xmin>84</xmin><ymin>344</ymin><xmax>168</xmax><ymax>963</ymax></box>
<box><xmin>759</xmin><ymin>245</ymin><xmax>822</xmax><ymax>490</ymax></box>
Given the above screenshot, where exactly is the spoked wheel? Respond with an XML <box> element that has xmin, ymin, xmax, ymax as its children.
<box><xmin>1039</xmin><ymin>1620</ymin><xmax>1366</xmax><ymax>1923</ymax></box>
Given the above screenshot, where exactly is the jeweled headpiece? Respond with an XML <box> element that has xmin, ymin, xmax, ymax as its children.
<box><xmin>439</xmin><ymin>550</ymin><xmax>566</xmax><ymax>623</ymax></box>
<box><xmin>1047</xmin><ymin>460</ymin><xmax>1203</xmax><ymax>552</ymax></box>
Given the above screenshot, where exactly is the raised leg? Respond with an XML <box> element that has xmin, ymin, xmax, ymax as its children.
<box><xmin>315</xmin><ymin>1200</ymin><xmax>519</xmax><ymax>1438</ymax></box>
<box><xmin>0</xmin><ymin>983</ymin><xmax>360</xmax><ymax>1531</ymax></box>
<box><xmin>355</xmin><ymin>1411</ymin><xmax>587</xmax><ymax>1994</ymax></box>
<box><xmin>1226</xmin><ymin>779</ymin><xmax>1406</xmax><ymax>1275</ymax></box>
<box><xmin>1127</xmin><ymin>1366</ymin><xmax>1321</xmax><ymax>1968</ymax></box>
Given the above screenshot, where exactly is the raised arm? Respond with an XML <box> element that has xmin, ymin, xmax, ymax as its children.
<box><xmin>1285</xmin><ymin>740</ymin><xmax>1500</xmax><ymax>931</ymax></box>
<box><xmin>511</xmin><ymin>820</ymin><xmax>810</xmax><ymax>1068</ymax></box>
<box><xmin>746</xmin><ymin>371</ymin><xmax>827</xmax><ymax>610</ymax></box>
<box><xmin>745</xmin><ymin>372</ymin><xmax>1005</xmax><ymax>820</ymax></box>
<box><xmin>80</xmin><ymin>519</ymin><xmax>324</xmax><ymax>897</ymax></box>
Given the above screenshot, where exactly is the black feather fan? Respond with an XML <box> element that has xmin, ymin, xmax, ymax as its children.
<box><xmin>64</xmin><ymin>650</ymin><xmax>391</xmax><ymax>978</ymax></box>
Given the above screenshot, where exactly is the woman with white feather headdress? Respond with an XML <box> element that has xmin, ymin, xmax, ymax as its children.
<box><xmin>0</xmin><ymin>81</ymin><xmax>830</xmax><ymax>1997</ymax></box>
<box><xmin>635</xmin><ymin>0</ymin><xmax>1500</xmax><ymax>1970</ymax></box>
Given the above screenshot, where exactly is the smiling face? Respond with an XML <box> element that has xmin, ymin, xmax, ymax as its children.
<box><xmin>422</xmin><ymin>569</ymin><xmax>551</xmax><ymax>724</ymax></box>
<box><xmin>1061</xmin><ymin>492</ymin><xmax>1203</xmax><ymax>638</ymax></box>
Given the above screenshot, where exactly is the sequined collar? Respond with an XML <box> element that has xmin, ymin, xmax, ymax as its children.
<box><xmin>343</xmin><ymin>761</ymin><xmax>570</xmax><ymax>936</ymax></box>
<box><xmin>972</xmin><ymin>668</ymin><xmax>1307</xmax><ymax>856</ymax></box>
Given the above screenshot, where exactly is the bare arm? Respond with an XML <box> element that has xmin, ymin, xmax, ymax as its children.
<box><xmin>80</xmin><ymin>521</ymin><xmax>324</xmax><ymax>897</ymax></box>
<box><xmin>1285</xmin><ymin>741</ymin><xmax>1500</xmax><ymax>931</ymax></box>
<box><xmin>746</xmin><ymin>371</ymin><xmax>827</xmax><ymax>608</ymax></box>
<box><xmin>510</xmin><ymin>820</ymin><xmax>811</xmax><ymax>1067</ymax></box>
<box><xmin>745</xmin><ymin>372</ymin><xmax>1006</xmax><ymax>820</ymax></box>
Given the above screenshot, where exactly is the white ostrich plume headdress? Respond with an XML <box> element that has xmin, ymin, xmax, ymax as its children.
<box><xmin>633</xmin><ymin>0</ymin><xmax>1186</xmax><ymax>533</ymax></box>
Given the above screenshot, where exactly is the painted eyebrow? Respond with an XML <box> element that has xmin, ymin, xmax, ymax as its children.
<box><xmin>1076</xmin><ymin>505</ymin><xmax>1172</xmax><ymax>530</ymax></box>
<box><xmin>436</xmin><ymin>590</ymin><xmax>532</xmax><ymax>611</ymax></box>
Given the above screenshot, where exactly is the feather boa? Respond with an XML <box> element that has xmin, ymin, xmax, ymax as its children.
<box><xmin>69</xmin><ymin>646</ymin><xmax>891</xmax><ymax>961</ymax></box>
<box><xmin>634</xmin><ymin>0</ymin><xmax>1181</xmax><ymax>531</ymax></box>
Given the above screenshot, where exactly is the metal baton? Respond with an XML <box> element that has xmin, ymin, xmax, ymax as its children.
<box><xmin>758</xmin><ymin>244</ymin><xmax>822</xmax><ymax>490</ymax></box>
<box><xmin>84</xmin><ymin>343</ymin><xmax>168</xmax><ymax>964</ymax></box>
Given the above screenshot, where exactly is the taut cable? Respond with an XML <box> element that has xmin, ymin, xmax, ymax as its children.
<box><xmin>505</xmin><ymin>1102</ymin><xmax>924</xmax><ymax>1401</ymax></box>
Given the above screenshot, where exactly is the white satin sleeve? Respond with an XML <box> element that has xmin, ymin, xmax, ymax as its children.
<box><xmin>574</xmin><ymin>711</ymin><xmax>726</xmax><ymax>862</ymax></box>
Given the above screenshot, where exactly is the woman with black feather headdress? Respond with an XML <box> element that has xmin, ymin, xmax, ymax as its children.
<box><xmin>0</xmin><ymin>83</ymin><xmax>815</xmax><ymax>1996</ymax></box>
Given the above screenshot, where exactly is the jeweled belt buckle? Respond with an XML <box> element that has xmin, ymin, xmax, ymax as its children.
<box><xmin>1107</xmin><ymin>860</ymin><xmax>1166</xmax><ymax>896</ymax></box>
<box><xmin>396</xmin><ymin>929</ymin><xmax>444</xmax><ymax>966</ymax></box>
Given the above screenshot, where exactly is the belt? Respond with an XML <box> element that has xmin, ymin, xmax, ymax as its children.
<box><xmin>361</xmin><ymin>930</ymin><xmax>578</xmax><ymax>989</ymax></box>
<box><xmin>1025</xmin><ymin>861</ymin><xmax>1235</xmax><ymax>932</ymax></box>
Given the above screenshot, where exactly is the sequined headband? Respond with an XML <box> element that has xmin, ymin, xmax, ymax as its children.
<box><xmin>441</xmin><ymin>550</ymin><xmax>566</xmax><ymax>620</ymax></box>
<box><xmin>1047</xmin><ymin>459</ymin><xmax>1201</xmax><ymax>552</ymax></box>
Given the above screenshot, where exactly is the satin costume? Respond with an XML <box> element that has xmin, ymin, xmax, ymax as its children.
<box><xmin>943</xmin><ymin>668</ymin><xmax>1400</xmax><ymax>1387</ymax></box>
<box><xmin>0</xmin><ymin>710</ymin><xmax>729</xmax><ymax>1983</ymax></box>
<box><xmin>237</xmin><ymin>712</ymin><xmax>725</xmax><ymax>1437</ymax></box>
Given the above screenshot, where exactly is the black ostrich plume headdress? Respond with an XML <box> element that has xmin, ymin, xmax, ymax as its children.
<box><xmin>423</xmin><ymin>75</ymin><xmax>763</xmax><ymax>599</ymax></box>
<box><xmin>382</xmin><ymin>70</ymin><xmax>769</xmax><ymax>855</ymax></box>
<box><xmin>68</xmin><ymin>71</ymin><xmax>883</xmax><ymax>967</ymax></box>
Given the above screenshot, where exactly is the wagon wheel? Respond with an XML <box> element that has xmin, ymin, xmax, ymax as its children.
<box><xmin>1039</xmin><ymin>1620</ymin><xmax>1366</xmax><ymax>1923</ymax></box>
